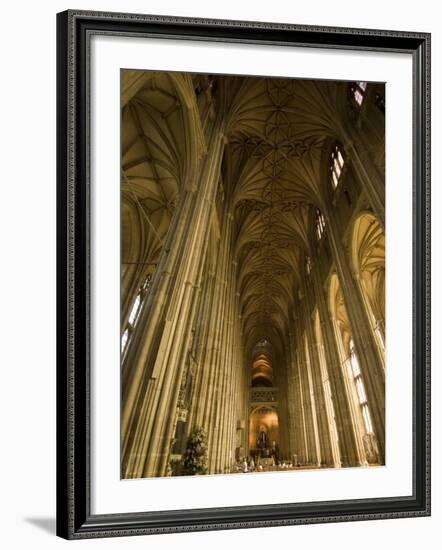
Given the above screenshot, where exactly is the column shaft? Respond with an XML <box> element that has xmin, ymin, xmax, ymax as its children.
<box><xmin>326</xmin><ymin>209</ymin><xmax>385</xmax><ymax>461</ymax></box>
<box><xmin>122</xmin><ymin>114</ymin><xmax>226</xmax><ymax>478</ymax></box>
<box><xmin>301</xmin><ymin>287</ymin><xmax>336</xmax><ymax>467</ymax></box>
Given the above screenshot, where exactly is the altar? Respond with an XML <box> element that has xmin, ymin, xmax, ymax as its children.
<box><xmin>257</xmin><ymin>457</ymin><xmax>275</xmax><ymax>468</ymax></box>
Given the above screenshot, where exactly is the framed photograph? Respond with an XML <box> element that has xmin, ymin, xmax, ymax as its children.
<box><xmin>56</xmin><ymin>9</ymin><xmax>430</xmax><ymax>539</ymax></box>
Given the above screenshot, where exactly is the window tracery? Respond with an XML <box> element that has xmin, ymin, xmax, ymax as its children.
<box><xmin>121</xmin><ymin>273</ymin><xmax>153</xmax><ymax>354</ymax></box>
<box><xmin>330</xmin><ymin>144</ymin><xmax>345</xmax><ymax>189</ymax></box>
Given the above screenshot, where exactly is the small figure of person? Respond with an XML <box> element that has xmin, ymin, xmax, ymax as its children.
<box><xmin>270</xmin><ymin>440</ymin><xmax>279</xmax><ymax>465</ymax></box>
<box><xmin>257</xmin><ymin>425</ymin><xmax>267</xmax><ymax>457</ymax></box>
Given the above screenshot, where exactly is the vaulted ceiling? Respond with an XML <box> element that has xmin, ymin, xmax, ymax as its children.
<box><xmin>122</xmin><ymin>71</ymin><xmax>185</xmax><ymax>267</ymax></box>
<box><xmin>223</xmin><ymin>76</ymin><xmax>348</xmax><ymax>356</ymax></box>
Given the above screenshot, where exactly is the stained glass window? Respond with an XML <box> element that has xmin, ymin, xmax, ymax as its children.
<box><xmin>315</xmin><ymin>209</ymin><xmax>326</xmax><ymax>240</ymax></box>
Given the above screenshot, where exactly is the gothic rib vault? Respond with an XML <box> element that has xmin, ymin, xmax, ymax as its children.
<box><xmin>120</xmin><ymin>70</ymin><xmax>386</xmax><ymax>478</ymax></box>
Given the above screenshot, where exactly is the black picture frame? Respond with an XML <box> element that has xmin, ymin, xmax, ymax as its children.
<box><xmin>56</xmin><ymin>9</ymin><xmax>431</xmax><ymax>540</ymax></box>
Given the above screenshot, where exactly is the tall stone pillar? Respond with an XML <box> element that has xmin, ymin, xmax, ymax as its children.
<box><xmin>188</xmin><ymin>265</ymin><xmax>222</xmax><ymax>439</ymax></box>
<box><xmin>302</xmin><ymin>338</ymin><xmax>321</xmax><ymax>466</ymax></box>
<box><xmin>208</xmin><ymin>211</ymin><xmax>235</xmax><ymax>472</ymax></box>
<box><xmin>228</xmin><ymin>299</ymin><xmax>243</xmax><ymax>467</ymax></box>
<box><xmin>218</xmin><ymin>267</ymin><xmax>241</xmax><ymax>473</ymax></box>
<box><xmin>216</xmin><ymin>257</ymin><xmax>235</xmax><ymax>472</ymax></box>
<box><xmin>300</xmin><ymin>284</ymin><xmax>336</xmax><ymax>467</ymax></box>
<box><xmin>287</xmin><ymin>330</ymin><xmax>307</xmax><ymax>464</ymax></box>
<box><xmin>183</xmin><ymin>202</ymin><xmax>234</xmax><ymax>473</ymax></box>
<box><xmin>121</xmin><ymin>112</ymin><xmax>227</xmax><ymax>478</ymax></box>
<box><xmin>311</xmin><ymin>266</ymin><xmax>364</xmax><ymax>467</ymax></box>
<box><xmin>277</xmin><ymin>357</ymin><xmax>291</xmax><ymax>461</ymax></box>
<box><xmin>293</xmin><ymin>315</ymin><xmax>320</xmax><ymax>466</ymax></box>
<box><xmin>185</xmin><ymin>267</ymin><xmax>217</xmax><ymax>433</ymax></box>
<box><xmin>325</xmin><ymin>208</ymin><xmax>385</xmax><ymax>462</ymax></box>
<box><xmin>286</xmin><ymin>339</ymin><xmax>298</xmax><ymax>459</ymax></box>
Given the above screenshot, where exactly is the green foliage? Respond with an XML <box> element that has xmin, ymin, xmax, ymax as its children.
<box><xmin>181</xmin><ymin>426</ymin><xmax>208</xmax><ymax>475</ymax></box>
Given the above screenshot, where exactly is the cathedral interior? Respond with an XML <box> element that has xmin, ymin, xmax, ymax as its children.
<box><xmin>120</xmin><ymin>70</ymin><xmax>385</xmax><ymax>479</ymax></box>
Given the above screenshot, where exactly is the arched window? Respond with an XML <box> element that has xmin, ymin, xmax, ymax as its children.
<box><xmin>127</xmin><ymin>293</ymin><xmax>141</xmax><ymax>326</ymax></box>
<box><xmin>349</xmin><ymin>339</ymin><xmax>373</xmax><ymax>434</ymax></box>
<box><xmin>121</xmin><ymin>273</ymin><xmax>153</xmax><ymax>355</ymax></box>
<box><xmin>350</xmin><ymin>81</ymin><xmax>368</xmax><ymax>106</ymax></box>
<box><xmin>121</xmin><ymin>328</ymin><xmax>129</xmax><ymax>353</ymax></box>
<box><xmin>315</xmin><ymin>209</ymin><xmax>326</xmax><ymax>240</ymax></box>
<box><xmin>330</xmin><ymin>144</ymin><xmax>345</xmax><ymax>189</ymax></box>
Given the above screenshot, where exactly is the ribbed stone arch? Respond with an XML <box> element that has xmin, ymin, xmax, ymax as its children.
<box><xmin>328</xmin><ymin>272</ymin><xmax>381</xmax><ymax>466</ymax></box>
<box><xmin>351</xmin><ymin>212</ymin><xmax>385</xmax><ymax>344</ymax></box>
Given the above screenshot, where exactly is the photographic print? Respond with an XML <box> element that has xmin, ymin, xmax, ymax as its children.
<box><xmin>120</xmin><ymin>70</ymin><xmax>386</xmax><ymax>480</ymax></box>
<box><xmin>57</xmin><ymin>11</ymin><xmax>430</xmax><ymax>538</ymax></box>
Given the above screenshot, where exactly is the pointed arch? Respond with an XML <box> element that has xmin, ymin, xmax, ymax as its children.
<box><xmin>351</xmin><ymin>212</ymin><xmax>385</xmax><ymax>350</ymax></box>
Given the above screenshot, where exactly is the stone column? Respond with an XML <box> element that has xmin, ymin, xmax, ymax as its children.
<box><xmin>293</xmin><ymin>314</ymin><xmax>320</xmax><ymax>466</ymax></box>
<box><xmin>326</xmin><ymin>208</ymin><xmax>385</xmax><ymax>462</ymax></box>
<box><xmin>302</xmin><ymin>337</ymin><xmax>322</xmax><ymax>466</ymax></box>
<box><xmin>291</xmin><ymin>329</ymin><xmax>310</xmax><ymax>465</ymax></box>
<box><xmin>296</xmin><ymin>351</ymin><xmax>313</xmax><ymax>465</ymax></box>
<box><xmin>185</xmin><ymin>268</ymin><xmax>217</xmax><ymax>432</ymax></box>
<box><xmin>300</xmin><ymin>284</ymin><xmax>336</xmax><ymax>467</ymax></box>
<box><xmin>311</xmin><ymin>265</ymin><xmax>364</xmax><ymax>467</ymax></box>
<box><xmin>286</xmin><ymin>330</ymin><xmax>307</xmax><ymax>464</ymax></box>
<box><xmin>215</xmin><ymin>257</ymin><xmax>234</xmax><ymax>472</ymax></box>
<box><xmin>238</xmin><ymin>332</ymin><xmax>248</xmax><ymax>459</ymax></box>
<box><xmin>277</xmin><ymin>359</ymin><xmax>291</xmax><ymax>461</ymax></box>
<box><xmin>187</xmin><ymin>269</ymin><xmax>219</xmax><ymax>436</ymax></box>
<box><xmin>218</xmin><ymin>266</ymin><xmax>240</xmax><ymax>472</ymax></box>
<box><xmin>208</xmin><ymin>211</ymin><xmax>235</xmax><ymax>472</ymax></box>
<box><xmin>230</xmin><ymin>310</ymin><xmax>244</xmax><ymax>465</ymax></box>
<box><xmin>121</xmin><ymin>112</ymin><xmax>226</xmax><ymax>478</ymax></box>
<box><xmin>186</xmin><ymin>203</ymin><xmax>233</xmax><ymax>473</ymax></box>
<box><xmin>155</xmin><ymin>258</ymin><xmax>209</xmax><ymax>476</ymax></box>
<box><xmin>228</xmin><ymin>301</ymin><xmax>243</xmax><ymax>468</ymax></box>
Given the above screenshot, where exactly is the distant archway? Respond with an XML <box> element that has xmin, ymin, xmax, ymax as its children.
<box><xmin>249</xmin><ymin>407</ymin><xmax>279</xmax><ymax>453</ymax></box>
<box><xmin>328</xmin><ymin>273</ymin><xmax>380</xmax><ymax>465</ymax></box>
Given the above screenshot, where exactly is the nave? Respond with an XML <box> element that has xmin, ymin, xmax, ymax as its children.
<box><xmin>120</xmin><ymin>70</ymin><xmax>385</xmax><ymax>478</ymax></box>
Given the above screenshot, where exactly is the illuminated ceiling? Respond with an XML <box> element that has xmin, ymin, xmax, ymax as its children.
<box><xmin>122</xmin><ymin>71</ymin><xmax>350</xmax><ymax>364</ymax></box>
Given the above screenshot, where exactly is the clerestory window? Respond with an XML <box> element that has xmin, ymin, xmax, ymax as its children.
<box><xmin>121</xmin><ymin>273</ymin><xmax>153</xmax><ymax>355</ymax></box>
<box><xmin>349</xmin><ymin>339</ymin><xmax>374</xmax><ymax>434</ymax></box>
<box><xmin>350</xmin><ymin>81</ymin><xmax>368</xmax><ymax>106</ymax></box>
